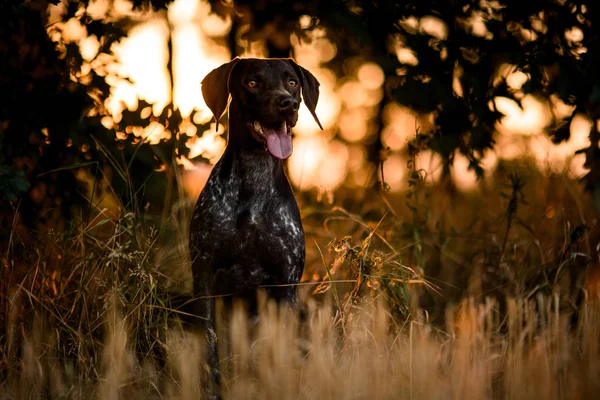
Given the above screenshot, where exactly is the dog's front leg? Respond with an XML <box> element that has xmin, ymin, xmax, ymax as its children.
<box><xmin>191</xmin><ymin>276</ymin><xmax>221</xmax><ymax>398</ymax></box>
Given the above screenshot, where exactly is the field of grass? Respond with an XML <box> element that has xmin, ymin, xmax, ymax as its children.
<box><xmin>1</xmin><ymin>156</ymin><xmax>600</xmax><ymax>399</ymax></box>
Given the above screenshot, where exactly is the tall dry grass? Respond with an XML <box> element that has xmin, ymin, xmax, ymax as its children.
<box><xmin>2</xmin><ymin>292</ymin><xmax>600</xmax><ymax>399</ymax></box>
<box><xmin>2</xmin><ymin>156</ymin><xmax>600</xmax><ymax>399</ymax></box>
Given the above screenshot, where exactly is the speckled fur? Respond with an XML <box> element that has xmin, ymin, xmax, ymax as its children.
<box><xmin>188</xmin><ymin>59</ymin><xmax>320</xmax><ymax>394</ymax></box>
<box><xmin>189</xmin><ymin>140</ymin><xmax>305</xmax><ymax>302</ymax></box>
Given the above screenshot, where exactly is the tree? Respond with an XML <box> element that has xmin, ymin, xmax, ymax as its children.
<box><xmin>1</xmin><ymin>1</ymin><xmax>98</xmax><ymax>231</ymax></box>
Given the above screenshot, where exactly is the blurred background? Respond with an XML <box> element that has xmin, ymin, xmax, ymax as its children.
<box><xmin>2</xmin><ymin>0</ymin><xmax>600</xmax><ymax>321</ymax></box>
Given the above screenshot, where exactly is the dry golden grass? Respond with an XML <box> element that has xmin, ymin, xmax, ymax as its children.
<box><xmin>2</xmin><ymin>292</ymin><xmax>600</xmax><ymax>399</ymax></box>
<box><xmin>2</xmin><ymin>158</ymin><xmax>600</xmax><ymax>399</ymax></box>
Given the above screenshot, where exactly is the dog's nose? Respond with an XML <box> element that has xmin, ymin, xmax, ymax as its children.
<box><xmin>277</xmin><ymin>96</ymin><xmax>299</xmax><ymax>113</ymax></box>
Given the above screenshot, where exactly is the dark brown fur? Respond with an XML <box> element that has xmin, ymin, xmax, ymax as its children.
<box><xmin>188</xmin><ymin>58</ymin><xmax>322</xmax><ymax>396</ymax></box>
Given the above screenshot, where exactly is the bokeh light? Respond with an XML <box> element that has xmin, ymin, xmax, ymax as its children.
<box><xmin>47</xmin><ymin>0</ymin><xmax>595</xmax><ymax>196</ymax></box>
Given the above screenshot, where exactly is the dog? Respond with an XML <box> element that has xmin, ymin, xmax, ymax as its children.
<box><xmin>188</xmin><ymin>57</ymin><xmax>322</xmax><ymax>392</ymax></box>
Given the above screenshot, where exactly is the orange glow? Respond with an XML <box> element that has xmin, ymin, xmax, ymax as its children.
<box><xmin>338</xmin><ymin>108</ymin><xmax>369</xmax><ymax>143</ymax></box>
<box><xmin>381</xmin><ymin>105</ymin><xmax>417</xmax><ymax>151</ymax></box>
<box><xmin>417</xmin><ymin>150</ymin><xmax>443</xmax><ymax>184</ymax></box>
<box><xmin>364</xmin><ymin>88</ymin><xmax>384</xmax><ymax>107</ymax></box>
<box><xmin>494</xmin><ymin>133</ymin><xmax>525</xmax><ymax>160</ymax></box>
<box><xmin>480</xmin><ymin>150</ymin><xmax>498</xmax><ymax>175</ymax></box>
<box><xmin>50</xmin><ymin>2</ymin><xmax>365</xmax><ymax>193</ymax></box>
<box><xmin>550</xmin><ymin>94</ymin><xmax>576</xmax><ymax>120</ymax></box>
<box><xmin>394</xmin><ymin>16</ymin><xmax>448</xmax><ymax>67</ymax></box>
<box><xmin>399</xmin><ymin>17</ymin><xmax>419</xmax><ymax>34</ymax></box>
<box><xmin>339</xmin><ymin>81</ymin><xmax>368</xmax><ymax>108</ymax></box>
<box><xmin>79</xmin><ymin>35</ymin><xmax>100</xmax><ymax>61</ymax></box>
<box><xmin>109</xmin><ymin>17</ymin><xmax>172</xmax><ymax>118</ymax></box>
<box><xmin>452</xmin><ymin>154</ymin><xmax>478</xmax><ymax>191</ymax></box>
<box><xmin>178</xmin><ymin>158</ymin><xmax>213</xmax><ymax>198</ymax></box>
<box><xmin>465</xmin><ymin>13</ymin><xmax>493</xmax><ymax>39</ymax></box>
<box><xmin>492</xmin><ymin>111</ymin><xmax>591</xmax><ymax>178</ymax></box>
<box><xmin>396</xmin><ymin>46</ymin><xmax>419</xmax><ymax>66</ymax></box>
<box><xmin>48</xmin><ymin>1</ymin><xmax>593</xmax><ymax>195</ymax></box>
<box><xmin>169</xmin><ymin>0</ymin><xmax>231</xmax><ymax>119</ymax></box>
<box><xmin>185</xmin><ymin>124</ymin><xmax>226</xmax><ymax>164</ymax></box>
<box><xmin>139</xmin><ymin>121</ymin><xmax>171</xmax><ymax>145</ymax></box>
<box><xmin>453</xmin><ymin>63</ymin><xmax>464</xmax><ymax>98</ymax></box>
<box><xmin>493</xmin><ymin>95</ymin><xmax>551</xmax><ymax>135</ymax></box>
<box><xmin>292</xmin><ymin>31</ymin><xmax>341</xmax><ymax>137</ymax></box>
<box><xmin>100</xmin><ymin>116</ymin><xmax>114</xmax><ymax>129</ymax></box>
<box><xmin>561</xmin><ymin>114</ymin><xmax>591</xmax><ymax>177</ymax></box>
<box><xmin>357</xmin><ymin>63</ymin><xmax>385</xmax><ymax>90</ymax></box>
<box><xmin>53</xmin><ymin>0</ymin><xmax>231</xmax><ymax>140</ymax></box>
<box><xmin>59</xmin><ymin>18</ymin><xmax>88</xmax><ymax>43</ymax></box>
<box><xmin>287</xmin><ymin>27</ymin><xmax>352</xmax><ymax>191</ymax></box>
<box><xmin>382</xmin><ymin>155</ymin><xmax>406</xmax><ymax>192</ymax></box>
<box><xmin>383</xmin><ymin>150</ymin><xmax>445</xmax><ymax>192</ymax></box>
<box><xmin>565</xmin><ymin>26</ymin><xmax>584</xmax><ymax>43</ymax></box>
<box><xmin>419</xmin><ymin>16</ymin><xmax>448</xmax><ymax>40</ymax></box>
<box><xmin>347</xmin><ymin>146</ymin><xmax>371</xmax><ymax>188</ymax></box>
<box><xmin>86</xmin><ymin>0</ymin><xmax>110</xmax><ymax>20</ymax></box>
<box><xmin>493</xmin><ymin>63</ymin><xmax>514</xmax><ymax>87</ymax></box>
<box><xmin>585</xmin><ymin>263</ymin><xmax>600</xmax><ymax>299</ymax></box>
<box><xmin>179</xmin><ymin>118</ymin><xmax>198</xmax><ymax>137</ymax></box>
<box><xmin>295</xmin><ymin>69</ymin><xmax>340</xmax><ymax>137</ymax></box>
<box><xmin>381</xmin><ymin>103</ymin><xmax>434</xmax><ymax>152</ymax></box>
<box><xmin>105</xmin><ymin>77</ymin><xmax>138</xmax><ymax>122</ymax></box>
<box><xmin>505</xmin><ymin>69</ymin><xmax>529</xmax><ymax>90</ymax></box>
<box><xmin>288</xmin><ymin>137</ymin><xmax>349</xmax><ymax>190</ymax></box>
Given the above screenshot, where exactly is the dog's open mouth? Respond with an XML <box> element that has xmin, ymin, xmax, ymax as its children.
<box><xmin>248</xmin><ymin>120</ymin><xmax>293</xmax><ymax>160</ymax></box>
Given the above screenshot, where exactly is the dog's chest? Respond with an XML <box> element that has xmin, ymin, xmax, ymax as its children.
<box><xmin>191</xmin><ymin>164</ymin><xmax>304</xmax><ymax>255</ymax></box>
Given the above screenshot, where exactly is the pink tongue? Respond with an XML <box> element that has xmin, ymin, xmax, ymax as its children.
<box><xmin>264</xmin><ymin>125</ymin><xmax>292</xmax><ymax>159</ymax></box>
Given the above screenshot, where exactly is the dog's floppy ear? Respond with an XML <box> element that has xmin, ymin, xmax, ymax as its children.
<box><xmin>201</xmin><ymin>57</ymin><xmax>241</xmax><ymax>131</ymax></box>
<box><xmin>289</xmin><ymin>60</ymin><xmax>323</xmax><ymax>130</ymax></box>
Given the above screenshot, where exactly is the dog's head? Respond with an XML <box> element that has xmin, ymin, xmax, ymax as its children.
<box><xmin>201</xmin><ymin>58</ymin><xmax>322</xmax><ymax>160</ymax></box>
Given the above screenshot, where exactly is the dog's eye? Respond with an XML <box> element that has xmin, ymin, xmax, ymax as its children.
<box><xmin>289</xmin><ymin>79</ymin><xmax>298</xmax><ymax>87</ymax></box>
<box><xmin>247</xmin><ymin>80</ymin><xmax>257</xmax><ymax>88</ymax></box>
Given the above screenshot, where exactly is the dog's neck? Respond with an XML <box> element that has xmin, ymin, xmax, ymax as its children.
<box><xmin>218</xmin><ymin>101</ymin><xmax>285</xmax><ymax>186</ymax></box>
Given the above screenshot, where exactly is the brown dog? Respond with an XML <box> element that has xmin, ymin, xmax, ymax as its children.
<box><xmin>189</xmin><ymin>57</ymin><xmax>322</xmax><ymax>393</ymax></box>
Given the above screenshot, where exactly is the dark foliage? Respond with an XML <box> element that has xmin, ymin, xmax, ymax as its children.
<box><xmin>104</xmin><ymin>0</ymin><xmax>600</xmax><ymax>199</ymax></box>
<box><xmin>223</xmin><ymin>0</ymin><xmax>600</xmax><ymax>197</ymax></box>
<box><xmin>1</xmin><ymin>1</ymin><xmax>94</xmax><ymax>230</ymax></box>
<box><xmin>2</xmin><ymin>0</ymin><xmax>600</xmax><ymax>232</ymax></box>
